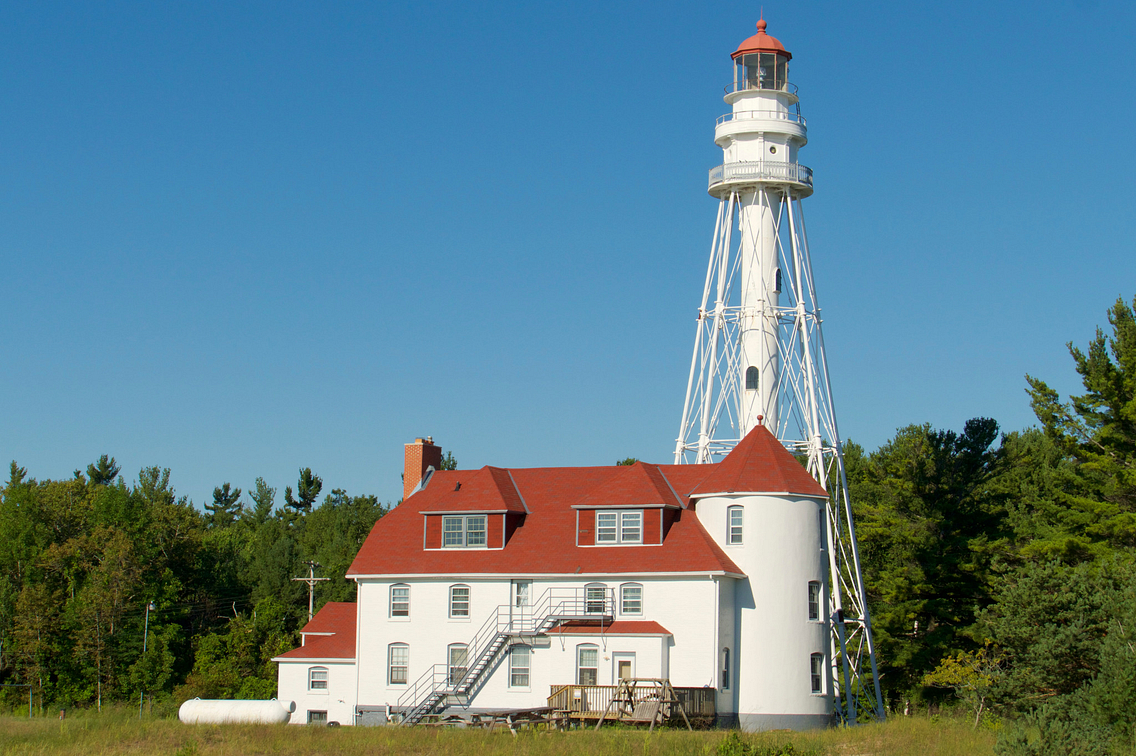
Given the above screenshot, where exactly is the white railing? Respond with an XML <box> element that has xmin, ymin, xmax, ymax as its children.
<box><xmin>716</xmin><ymin>110</ymin><xmax>806</xmax><ymax>127</ymax></box>
<box><xmin>724</xmin><ymin>81</ymin><xmax>798</xmax><ymax>96</ymax></box>
<box><xmin>708</xmin><ymin>161</ymin><xmax>813</xmax><ymax>190</ymax></box>
<box><xmin>396</xmin><ymin>586</ymin><xmax>616</xmax><ymax>725</ymax></box>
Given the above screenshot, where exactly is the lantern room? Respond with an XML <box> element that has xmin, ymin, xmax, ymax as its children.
<box><xmin>731</xmin><ymin>19</ymin><xmax>791</xmax><ymax>92</ymax></box>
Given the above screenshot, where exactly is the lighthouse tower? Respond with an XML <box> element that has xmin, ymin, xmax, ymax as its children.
<box><xmin>675</xmin><ymin>20</ymin><xmax>885</xmax><ymax>724</ymax></box>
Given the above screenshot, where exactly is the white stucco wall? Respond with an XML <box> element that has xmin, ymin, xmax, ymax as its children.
<box><xmin>277</xmin><ymin>660</ymin><xmax>358</xmax><ymax>725</ymax></box>
<box><xmin>353</xmin><ymin>575</ymin><xmax>721</xmax><ymax>716</ymax></box>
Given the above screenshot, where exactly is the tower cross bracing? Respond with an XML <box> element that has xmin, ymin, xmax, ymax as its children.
<box><xmin>674</xmin><ymin>19</ymin><xmax>885</xmax><ymax>725</ymax></box>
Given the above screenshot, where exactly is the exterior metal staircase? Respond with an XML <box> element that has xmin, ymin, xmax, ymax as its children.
<box><xmin>397</xmin><ymin>586</ymin><xmax>615</xmax><ymax>726</ymax></box>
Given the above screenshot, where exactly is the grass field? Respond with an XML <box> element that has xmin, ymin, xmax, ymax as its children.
<box><xmin>0</xmin><ymin>712</ymin><xmax>996</xmax><ymax>756</ymax></box>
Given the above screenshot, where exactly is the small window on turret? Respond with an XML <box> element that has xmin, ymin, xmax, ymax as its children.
<box><xmin>745</xmin><ymin>367</ymin><xmax>759</xmax><ymax>391</ymax></box>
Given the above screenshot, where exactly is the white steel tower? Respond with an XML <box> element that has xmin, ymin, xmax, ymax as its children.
<box><xmin>674</xmin><ymin>20</ymin><xmax>885</xmax><ymax>724</ymax></box>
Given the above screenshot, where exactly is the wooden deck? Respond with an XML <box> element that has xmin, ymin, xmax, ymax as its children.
<box><xmin>548</xmin><ymin>683</ymin><xmax>716</xmax><ymax>727</ymax></box>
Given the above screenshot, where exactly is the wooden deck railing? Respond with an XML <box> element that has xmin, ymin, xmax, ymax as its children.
<box><xmin>548</xmin><ymin>684</ymin><xmax>716</xmax><ymax>721</ymax></box>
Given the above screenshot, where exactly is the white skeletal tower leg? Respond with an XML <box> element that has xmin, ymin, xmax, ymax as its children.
<box><xmin>674</xmin><ymin>189</ymin><xmax>885</xmax><ymax>724</ymax></box>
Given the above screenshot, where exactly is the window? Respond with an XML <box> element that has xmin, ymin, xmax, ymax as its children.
<box><xmin>620</xmin><ymin>583</ymin><xmax>643</xmax><ymax>616</ymax></box>
<box><xmin>745</xmin><ymin>366</ymin><xmax>759</xmax><ymax>391</ymax></box>
<box><xmin>388</xmin><ymin>643</ymin><xmax>409</xmax><ymax>685</ymax></box>
<box><xmin>811</xmin><ymin>653</ymin><xmax>824</xmax><ymax>694</ymax></box>
<box><xmin>577</xmin><ymin>644</ymin><xmax>599</xmax><ymax>686</ymax></box>
<box><xmin>513</xmin><ymin>580</ymin><xmax>531</xmax><ymax>608</ymax></box>
<box><xmin>390</xmin><ymin>584</ymin><xmax>410</xmax><ymax>617</ymax></box>
<box><xmin>308</xmin><ymin>666</ymin><xmax>328</xmax><ymax>691</ymax></box>
<box><xmin>774</xmin><ymin>268</ymin><xmax>783</xmax><ymax>294</ymax></box>
<box><xmin>448</xmin><ymin>644</ymin><xmax>468</xmax><ymax>685</ymax></box>
<box><xmin>594</xmin><ymin>510</ymin><xmax>642</xmax><ymax>544</ymax></box>
<box><xmin>722</xmin><ymin>648</ymin><xmax>730</xmax><ymax>691</ymax></box>
<box><xmin>509</xmin><ymin>645</ymin><xmax>531</xmax><ymax>688</ymax></box>
<box><xmin>307</xmin><ymin>710</ymin><xmax>327</xmax><ymax>724</ymax></box>
<box><xmin>597</xmin><ymin>512</ymin><xmax>617</xmax><ymax>543</ymax></box>
<box><xmin>728</xmin><ymin>506</ymin><xmax>744</xmax><ymax>545</ymax></box>
<box><xmin>585</xmin><ymin>583</ymin><xmax>608</xmax><ymax>614</ymax></box>
<box><xmin>442</xmin><ymin>515</ymin><xmax>487</xmax><ymax>548</ymax></box>
<box><xmin>620</xmin><ymin>511</ymin><xmax>641</xmax><ymax>543</ymax></box>
<box><xmin>808</xmin><ymin>581</ymin><xmax>821</xmax><ymax>621</ymax></box>
<box><xmin>449</xmin><ymin>584</ymin><xmax>470</xmax><ymax>618</ymax></box>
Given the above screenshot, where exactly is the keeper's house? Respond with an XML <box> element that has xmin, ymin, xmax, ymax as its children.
<box><xmin>275</xmin><ymin>425</ymin><xmax>833</xmax><ymax>730</ymax></box>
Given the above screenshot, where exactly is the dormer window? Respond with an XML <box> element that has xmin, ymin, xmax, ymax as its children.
<box><xmin>442</xmin><ymin>515</ymin><xmax>487</xmax><ymax>548</ymax></box>
<box><xmin>596</xmin><ymin>510</ymin><xmax>642</xmax><ymax>545</ymax></box>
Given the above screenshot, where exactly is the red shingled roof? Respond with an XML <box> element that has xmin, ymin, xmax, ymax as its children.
<box><xmin>690</xmin><ymin>425</ymin><xmax>827</xmax><ymax>499</ymax></box>
<box><xmin>274</xmin><ymin>602</ymin><xmax>356</xmax><ymax>661</ymax></box>
<box><xmin>417</xmin><ymin>466</ymin><xmax>527</xmax><ymax>514</ymax></box>
<box><xmin>575</xmin><ymin>462</ymin><xmax>683</xmax><ymax>510</ymax></box>
<box><xmin>346</xmin><ymin>427</ymin><xmax>823</xmax><ymax>578</ymax></box>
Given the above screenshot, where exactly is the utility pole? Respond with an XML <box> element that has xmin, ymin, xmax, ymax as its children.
<box><xmin>292</xmin><ymin>561</ymin><xmax>328</xmax><ymax>622</ymax></box>
<box><xmin>139</xmin><ymin>601</ymin><xmax>155</xmax><ymax>719</ymax></box>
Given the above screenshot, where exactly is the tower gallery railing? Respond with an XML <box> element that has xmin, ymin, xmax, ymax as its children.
<box><xmin>708</xmin><ymin>160</ymin><xmax>813</xmax><ymax>190</ymax></box>
<box><xmin>395</xmin><ymin>586</ymin><xmax>616</xmax><ymax>726</ymax></box>
<box><xmin>715</xmin><ymin>110</ymin><xmax>806</xmax><ymax>127</ymax></box>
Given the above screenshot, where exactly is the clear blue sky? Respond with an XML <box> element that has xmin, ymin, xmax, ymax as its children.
<box><xmin>3</xmin><ymin>0</ymin><xmax>1134</xmax><ymax>509</ymax></box>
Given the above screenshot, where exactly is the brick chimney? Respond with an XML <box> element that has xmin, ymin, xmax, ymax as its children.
<box><xmin>403</xmin><ymin>436</ymin><xmax>442</xmax><ymax>501</ymax></box>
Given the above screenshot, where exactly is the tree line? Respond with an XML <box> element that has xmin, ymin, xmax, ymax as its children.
<box><xmin>847</xmin><ymin>296</ymin><xmax>1136</xmax><ymax>755</ymax></box>
<box><xmin>0</xmin><ymin>460</ymin><xmax>396</xmax><ymax>712</ymax></box>
<box><xmin>1</xmin><ymin>296</ymin><xmax>1135</xmax><ymax>753</ymax></box>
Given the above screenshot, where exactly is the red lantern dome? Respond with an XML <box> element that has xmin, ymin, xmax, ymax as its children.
<box><xmin>732</xmin><ymin>19</ymin><xmax>792</xmax><ymax>61</ymax></box>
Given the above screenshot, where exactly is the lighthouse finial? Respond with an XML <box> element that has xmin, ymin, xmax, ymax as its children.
<box><xmin>757</xmin><ymin>13</ymin><xmax>767</xmax><ymax>34</ymax></box>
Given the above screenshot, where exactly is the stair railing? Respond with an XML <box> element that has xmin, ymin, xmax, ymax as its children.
<box><xmin>396</xmin><ymin>586</ymin><xmax>615</xmax><ymax>724</ymax></box>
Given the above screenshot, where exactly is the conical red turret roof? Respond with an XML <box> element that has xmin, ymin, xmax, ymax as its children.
<box><xmin>732</xmin><ymin>19</ymin><xmax>792</xmax><ymax>61</ymax></box>
<box><xmin>689</xmin><ymin>424</ymin><xmax>826</xmax><ymax>498</ymax></box>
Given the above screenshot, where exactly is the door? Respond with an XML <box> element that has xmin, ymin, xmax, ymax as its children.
<box><xmin>613</xmin><ymin>652</ymin><xmax>636</xmax><ymax>681</ymax></box>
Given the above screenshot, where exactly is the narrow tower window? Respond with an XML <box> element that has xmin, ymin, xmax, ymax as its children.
<box><xmin>745</xmin><ymin>366</ymin><xmax>759</xmax><ymax>391</ymax></box>
<box><xmin>722</xmin><ymin>648</ymin><xmax>731</xmax><ymax>691</ymax></box>
<box><xmin>808</xmin><ymin>581</ymin><xmax>821</xmax><ymax>621</ymax></box>
<box><xmin>728</xmin><ymin>505</ymin><xmax>744</xmax><ymax>544</ymax></box>
<box><xmin>811</xmin><ymin>653</ymin><xmax>824</xmax><ymax>694</ymax></box>
<box><xmin>775</xmin><ymin>268</ymin><xmax>782</xmax><ymax>294</ymax></box>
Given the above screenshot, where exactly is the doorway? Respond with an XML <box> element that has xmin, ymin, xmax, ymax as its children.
<box><xmin>613</xmin><ymin>652</ymin><xmax>636</xmax><ymax>681</ymax></box>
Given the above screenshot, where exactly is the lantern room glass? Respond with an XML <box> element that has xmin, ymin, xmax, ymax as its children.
<box><xmin>737</xmin><ymin>53</ymin><xmax>787</xmax><ymax>92</ymax></box>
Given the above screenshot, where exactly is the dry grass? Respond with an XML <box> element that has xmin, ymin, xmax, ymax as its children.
<box><xmin>0</xmin><ymin>712</ymin><xmax>996</xmax><ymax>756</ymax></box>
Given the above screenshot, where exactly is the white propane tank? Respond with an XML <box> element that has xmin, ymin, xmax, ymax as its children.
<box><xmin>178</xmin><ymin>698</ymin><xmax>295</xmax><ymax>725</ymax></box>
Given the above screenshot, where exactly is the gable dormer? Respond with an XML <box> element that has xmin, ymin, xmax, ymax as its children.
<box><xmin>573</xmin><ymin>462</ymin><xmax>684</xmax><ymax>547</ymax></box>
<box><xmin>416</xmin><ymin>466</ymin><xmax>528</xmax><ymax>550</ymax></box>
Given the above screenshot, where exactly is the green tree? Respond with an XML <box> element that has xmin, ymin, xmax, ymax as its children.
<box><xmin>439</xmin><ymin>452</ymin><xmax>458</xmax><ymax>471</ymax></box>
<box><xmin>616</xmin><ymin>458</ymin><xmax>639</xmax><ymax>466</ymax></box>
<box><xmin>246</xmin><ymin>477</ymin><xmax>276</xmax><ymax>527</ymax></box>
<box><xmin>86</xmin><ymin>455</ymin><xmax>121</xmax><ymax>487</ymax></box>
<box><xmin>284</xmin><ymin>468</ymin><xmax>322</xmax><ymax>513</ymax></box>
<box><xmin>850</xmin><ymin>418</ymin><xmax>1010</xmax><ymax>700</ymax></box>
<box><xmin>205</xmin><ymin>483</ymin><xmax>242</xmax><ymax>529</ymax></box>
<box><xmin>1026</xmin><ymin>295</ymin><xmax>1136</xmax><ymax>551</ymax></box>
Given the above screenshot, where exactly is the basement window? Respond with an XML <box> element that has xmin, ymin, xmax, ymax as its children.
<box><xmin>442</xmin><ymin>515</ymin><xmax>487</xmax><ymax>548</ymax></box>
